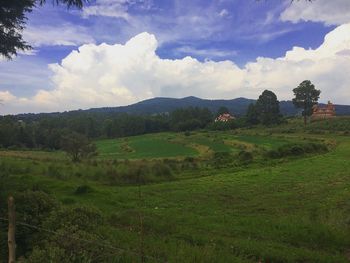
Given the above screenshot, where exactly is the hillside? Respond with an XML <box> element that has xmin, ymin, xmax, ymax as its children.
<box><xmin>1</xmin><ymin>120</ymin><xmax>350</xmax><ymax>262</ymax></box>
<box><xmin>15</xmin><ymin>96</ymin><xmax>350</xmax><ymax>118</ymax></box>
<box><xmin>87</xmin><ymin>96</ymin><xmax>350</xmax><ymax>116</ymax></box>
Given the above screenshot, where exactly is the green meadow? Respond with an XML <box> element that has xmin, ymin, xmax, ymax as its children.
<box><xmin>1</xmin><ymin>119</ymin><xmax>350</xmax><ymax>262</ymax></box>
<box><xmin>95</xmin><ymin>132</ymin><xmax>299</xmax><ymax>160</ymax></box>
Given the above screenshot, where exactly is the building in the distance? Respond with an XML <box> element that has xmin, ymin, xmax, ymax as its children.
<box><xmin>311</xmin><ymin>101</ymin><xmax>336</xmax><ymax>121</ymax></box>
<box><xmin>215</xmin><ymin>113</ymin><xmax>235</xmax><ymax>122</ymax></box>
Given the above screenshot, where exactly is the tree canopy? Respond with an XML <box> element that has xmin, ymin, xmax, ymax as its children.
<box><xmin>292</xmin><ymin>80</ymin><xmax>321</xmax><ymax>125</ymax></box>
<box><xmin>255</xmin><ymin>90</ymin><xmax>281</xmax><ymax>125</ymax></box>
<box><xmin>245</xmin><ymin>103</ymin><xmax>259</xmax><ymax>125</ymax></box>
<box><xmin>0</xmin><ymin>0</ymin><xmax>86</xmax><ymax>59</ymax></box>
<box><xmin>61</xmin><ymin>132</ymin><xmax>97</xmax><ymax>162</ymax></box>
<box><xmin>216</xmin><ymin>106</ymin><xmax>230</xmax><ymax>117</ymax></box>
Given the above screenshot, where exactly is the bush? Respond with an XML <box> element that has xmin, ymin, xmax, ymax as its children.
<box><xmin>74</xmin><ymin>185</ymin><xmax>94</xmax><ymax>195</ymax></box>
<box><xmin>14</xmin><ymin>190</ymin><xmax>60</xmax><ymax>256</ymax></box>
<box><xmin>184</xmin><ymin>131</ymin><xmax>192</xmax><ymax>136</ymax></box>
<box><xmin>151</xmin><ymin>162</ymin><xmax>173</xmax><ymax>178</ymax></box>
<box><xmin>28</xmin><ymin>206</ymin><xmax>106</xmax><ymax>262</ymax></box>
<box><xmin>211</xmin><ymin>151</ymin><xmax>232</xmax><ymax>167</ymax></box>
<box><xmin>208</xmin><ymin>120</ymin><xmax>237</xmax><ymax>131</ymax></box>
<box><xmin>237</xmin><ymin>150</ymin><xmax>253</xmax><ymax>164</ymax></box>
<box><xmin>267</xmin><ymin>142</ymin><xmax>328</xmax><ymax>158</ymax></box>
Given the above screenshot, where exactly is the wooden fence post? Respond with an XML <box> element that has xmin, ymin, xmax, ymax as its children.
<box><xmin>8</xmin><ymin>196</ymin><xmax>15</xmax><ymax>263</ymax></box>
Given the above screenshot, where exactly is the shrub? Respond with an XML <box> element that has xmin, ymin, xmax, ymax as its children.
<box><xmin>151</xmin><ymin>162</ymin><xmax>173</xmax><ymax>178</ymax></box>
<box><xmin>267</xmin><ymin>142</ymin><xmax>328</xmax><ymax>158</ymax></box>
<box><xmin>237</xmin><ymin>150</ymin><xmax>253</xmax><ymax>164</ymax></box>
<box><xmin>14</xmin><ymin>190</ymin><xmax>60</xmax><ymax>256</ymax></box>
<box><xmin>28</xmin><ymin>206</ymin><xmax>106</xmax><ymax>262</ymax></box>
<box><xmin>211</xmin><ymin>151</ymin><xmax>232</xmax><ymax>167</ymax></box>
<box><xmin>184</xmin><ymin>131</ymin><xmax>191</xmax><ymax>136</ymax></box>
<box><xmin>46</xmin><ymin>165</ymin><xmax>65</xmax><ymax>180</ymax></box>
<box><xmin>74</xmin><ymin>185</ymin><xmax>94</xmax><ymax>195</ymax></box>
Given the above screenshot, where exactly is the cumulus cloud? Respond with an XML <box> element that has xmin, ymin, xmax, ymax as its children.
<box><xmin>1</xmin><ymin>24</ymin><xmax>350</xmax><ymax>114</ymax></box>
<box><xmin>281</xmin><ymin>0</ymin><xmax>350</xmax><ymax>26</ymax></box>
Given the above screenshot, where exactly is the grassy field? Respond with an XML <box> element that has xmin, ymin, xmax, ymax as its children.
<box><xmin>1</xmin><ymin>122</ymin><xmax>350</xmax><ymax>262</ymax></box>
<box><xmin>95</xmin><ymin>131</ymin><xmax>301</xmax><ymax>160</ymax></box>
<box><xmin>96</xmin><ymin>134</ymin><xmax>198</xmax><ymax>159</ymax></box>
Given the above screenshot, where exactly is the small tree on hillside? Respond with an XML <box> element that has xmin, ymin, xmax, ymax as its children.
<box><xmin>61</xmin><ymin>132</ymin><xmax>97</xmax><ymax>162</ymax></box>
<box><xmin>292</xmin><ymin>80</ymin><xmax>321</xmax><ymax>125</ymax></box>
<box><xmin>255</xmin><ymin>90</ymin><xmax>281</xmax><ymax>125</ymax></box>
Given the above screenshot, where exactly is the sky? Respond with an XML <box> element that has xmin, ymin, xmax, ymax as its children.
<box><xmin>1</xmin><ymin>0</ymin><xmax>350</xmax><ymax>114</ymax></box>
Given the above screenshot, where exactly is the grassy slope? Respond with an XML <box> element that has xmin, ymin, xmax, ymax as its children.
<box><xmin>96</xmin><ymin>133</ymin><xmax>198</xmax><ymax>159</ymax></box>
<box><xmin>3</xmin><ymin>132</ymin><xmax>350</xmax><ymax>262</ymax></box>
<box><xmin>95</xmin><ymin>132</ymin><xmax>298</xmax><ymax>160</ymax></box>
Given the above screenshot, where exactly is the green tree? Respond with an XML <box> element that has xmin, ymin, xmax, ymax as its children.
<box><xmin>61</xmin><ymin>132</ymin><xmax>97</xmax><ymax>162</ymax></box>
<box><xmin>0</xmin><ymin>0</ymin><xmax>86</xmax><ymax>59</ymax></box>
<box><xmin>292</xmin><ymin>80</ymin><xmax>321</xmax><ymax>125</ymax></box>
<box><xmin>255</xmin><ymin>90</ymin><xmax>281</xmax><ymax>125</ymax></box>
<box><xmin>216</xmin><ymin>106</ymin><xmax>230</xmax><ymax>117</ymax></box>
<box><xmin>245</xmin><ymin>103</ymin><xmax>259</xmax><ymax>125</ymax></box>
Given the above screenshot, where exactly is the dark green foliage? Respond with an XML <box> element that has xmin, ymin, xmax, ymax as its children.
<box><xmin>184</xmin><ymin>131</ymin><xmax>191</xmax><ymax>136</ymax></box>
<box><xmin>211</xmin><ymin>151</ymin><xmax>232</xmax><ymax>167</ymax></box>
<box><xmin>246</xmin><ymin>103</ymin><xmax>259</xmax><ymax>125</ymax></box>
<box><xmin>267</xmin><ymin>142</ymin><xmax>328</xmax><ymax>158</ymax></box>
<box><xmin>46</xmin><ymin>164</ymin><xmax>65</xmax><ymax>179</ymax></box>
<box><xmin>151</xmin><ymin>162</ymin><xmax>173</xmax><ymax>178</ymax></box>
<box><xmin>0</xmin><ymin>0</ymin><xmax>34</xmax><ymax>59</ymax></box>
<box><xmin>170</xmin><ymin>107</ymin><xmax>213</xmax><ymax>131</ymax></box>
<box><xmin>61</xmin><ymin>132</ymin><xmax>97</xmax><ymax>162</ymax></box>
<box><xmin>44</xmin><ymin>206</ymin><xmax>104</xmax><ymax>231</ymax></box>
<box><xmin>208</xmin><ymin>119</ymin><xmax>238</xmax><ymax>130</ymax></box>
<box><xmin>306</xmin><ymin>117</ymin><xmax>350</xmax><ymax>132</ymax></box>
<box><xmin>0</xmin><ymin>0</ymin><xmax>86</xmax><ymax>59</ymax></box>
<box><xmin>255</xmin><ymin>90</ymin><xmax>282</xmax><ymax>125</ymax></box>
<box><xmin>74</xmin><ymin>185</ymin><xmax>94</xmax><ymax>195</ymax></box>
<box><xmin>293</xmin><ymin>80</ymin><xmax>321</xmax><ymax>124</ymax></box>
<box><xmin>216</xmin><ymin>106</ymin><xmax>230</xmax><ymax>116</ymax></box>
<box><xmin>0</xmin><ymin>107</ymin><xmax>214</xmax><ymax>150</ymax></box>
<box><xmin>237</xmin><ymin>150</ymin><xmax>253</xmax><ymax>164</ymax></box>
<box><xmin>27</xmin><ymin>206</ymin><xmax>107</xmax><ymax>263</ymax></box>
<box><xmin>14</xmin><ymin>191</ymin><xmax>59</xmax><ymax>257</ymax></box>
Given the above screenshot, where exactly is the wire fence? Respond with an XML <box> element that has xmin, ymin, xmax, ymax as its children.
<box><xmin>0</xmin><ymin>216</ymin><xmax>163</xmax><ymax>262</ymax></box>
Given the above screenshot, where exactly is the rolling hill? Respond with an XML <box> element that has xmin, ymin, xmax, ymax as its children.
<box><xmin>15</xmin><ymin>96</ymin><xmax>350</xmax><ymax>118</ymax></box>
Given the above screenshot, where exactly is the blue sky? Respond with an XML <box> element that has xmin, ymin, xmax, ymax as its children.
<box><xmin>1</xmin><ymin>0</ymin><xmax>350</xmax><ymax>114</ymax></box>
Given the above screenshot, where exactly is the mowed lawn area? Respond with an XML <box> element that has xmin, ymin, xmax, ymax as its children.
<box><xmin>2</xmin><ymin>132</ymin><xmax>350</xmax><ymax>262</ymax></box>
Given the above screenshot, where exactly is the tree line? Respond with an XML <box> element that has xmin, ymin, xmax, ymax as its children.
<box><xmin>0</xmin><ymin>80</ymin><xmax>320</xmax><ymax>154</ymax></box>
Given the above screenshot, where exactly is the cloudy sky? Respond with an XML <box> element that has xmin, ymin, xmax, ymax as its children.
<box><xmin>1</xmin><ymin>0</ymin><xmax>350</xmax><ymax>114</ymax></box>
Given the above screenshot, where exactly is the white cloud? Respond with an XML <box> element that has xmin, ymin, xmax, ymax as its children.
<box><xmin>218</xmin><ymin>9</ymin><xmax>229</xmax><ymax>18</ymax></box>
<box><xmin>1</xmin><ymin>24</ymin><xmax>350</xmax><ymax>114</ymax></box>
<box><xmin>23</xmin><ymin>24</ymin><xmax>95</xmax><ymax>47</ymax></box>
<box><xmin>174</xmin><ymin>46</ymin><xmax>237</xmax><ymax>59</ymax></box>
<box><xmin>281</xmin><ymin>0</ymin><xmax>350</xmax><ymax>26</ymax></box>
<box><xmin>82</xmin><ymin>0</ymin><xmax>143</xmax><ymax>20</ymax></box>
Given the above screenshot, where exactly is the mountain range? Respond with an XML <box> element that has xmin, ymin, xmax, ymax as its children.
<box><xmin>16</xmin><ymin>96</ymin><xmax>350</xmax><ymax>118</ymax></box>
<box><xmin>85</xmin><ymin>96</ymin><xmax>350</xmax><ymax>116</ymax></box>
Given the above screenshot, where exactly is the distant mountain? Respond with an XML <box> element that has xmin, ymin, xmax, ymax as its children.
<box><xmin>86</xmin><ymin>96</ymin><xmax>256</xmax><ymax>116</ymax></box>
<box><xmin>16</xmin><ymin>96</ymin><xmax>350</xmax><ymax>118</ymax></box>
<box><xmin>86</xmin><ymin>96</ymin><xmax>350</xmax><ymax>116</ymax></box>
